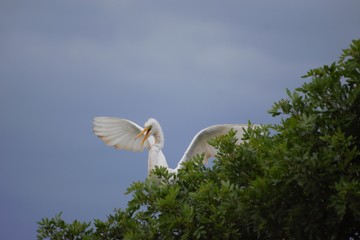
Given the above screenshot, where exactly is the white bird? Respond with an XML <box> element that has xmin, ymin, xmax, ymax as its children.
<box><xmin>93</xmin><ymin>117</ymin><xmax>252</xmax><ymax>176</ymax></box>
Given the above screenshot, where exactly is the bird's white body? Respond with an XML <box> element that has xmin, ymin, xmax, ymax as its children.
<box><xmin>93</xmin><ymin>117</ymin><xmax>253</xmax><ymax>175</ymax></box>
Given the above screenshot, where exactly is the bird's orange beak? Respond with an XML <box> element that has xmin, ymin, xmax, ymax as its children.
<box><xmin>136</xmin><ymin>127</ymin><xmax>151</xmax><ymax>146</ymax></box>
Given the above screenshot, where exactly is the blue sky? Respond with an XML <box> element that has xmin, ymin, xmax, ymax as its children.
<box><xmin>1</xmin><ymin>0</ymin><xmax>359</xmax><ymax>238</ymax></box>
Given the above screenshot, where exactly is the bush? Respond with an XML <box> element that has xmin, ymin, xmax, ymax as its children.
<box><xmin>38</xmin><ymin>39</ymin><xmax>360</xmax><ymax>239</ymax></box>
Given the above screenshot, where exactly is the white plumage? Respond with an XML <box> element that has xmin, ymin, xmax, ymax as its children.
<box><xmin>93</xmin><ymin>117</ymin><xmax>252</xmax><ymax>175</ymax></box>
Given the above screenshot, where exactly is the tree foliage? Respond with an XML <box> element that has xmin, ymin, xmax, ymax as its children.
<box><xmin>38</xmin><ymin>39</ymin><xmax>360</xmax><ymax>239</ymax></box>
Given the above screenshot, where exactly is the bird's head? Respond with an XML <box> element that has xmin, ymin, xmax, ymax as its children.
<box><xmin>136</xmin><ymin>118</ymin><xmax>157</xmax><ymax>146</ymax></box>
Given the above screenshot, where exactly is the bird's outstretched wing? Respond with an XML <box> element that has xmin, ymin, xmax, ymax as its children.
<box><xmin>93</xmin><ymin>117</ymin><xmax>154</xmax><ymax>152</ymax></box>
<box><xmin>176</xmin><ymin>124</ymin><xmax>251</xmax><ymax>169</ymax></box>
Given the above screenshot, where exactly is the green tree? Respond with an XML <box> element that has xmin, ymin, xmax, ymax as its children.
<box><xmin>38</xmin><ymin>39</ymin><xmax>360</xmax><ymax>239</ymax></box>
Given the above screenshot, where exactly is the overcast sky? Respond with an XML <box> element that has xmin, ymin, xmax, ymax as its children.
<box><xmin>1</xmin><ymin>0</ymin><xmax>359</xmax><ymax>238</ymax></box>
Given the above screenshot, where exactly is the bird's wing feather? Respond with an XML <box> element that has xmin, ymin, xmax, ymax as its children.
<box><xmin>93</xmin><ymin>117</ymin><xmax>154</xmax><ymax>152</ymax></box>
<box><xmin>177</xmin><ymin>124</ymin><xmax>250</xmax><ymax>169</ymax></box>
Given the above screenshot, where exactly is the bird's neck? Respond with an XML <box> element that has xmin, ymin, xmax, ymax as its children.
<box><xmin>147</xmin><ymin>120</ymin><xmax>167</xmax><ymax>175</ymax></box>
<box><xmin>153</xmin><ymin>121</ymin><xmax>164</xmax><ymax>149</ymax></box>
<box><xmin>148</xmin><ymin>145</ymin><xmax>168</xmax><ymax>175</ymax></box>
<box><xmin>154</xmin><ymin>132</ymin><xmax>164</xmax><ymax>149</ymax></box>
